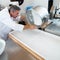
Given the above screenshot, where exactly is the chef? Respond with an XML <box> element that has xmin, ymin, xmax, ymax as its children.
<box><xmin>0</xmin><ymin>5</ymin><xmax>36</xmax><ymax>40</ymax></box>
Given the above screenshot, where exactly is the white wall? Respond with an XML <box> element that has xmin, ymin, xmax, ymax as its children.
<box><xmin>0</xmin><ymin>0</ymin><xmax>10</xmax><ymax>7</ymax></box>
<box><xmin>20</xmin><ymin>0</ymin><xmax>34</xmax><ymax>13</ymax></box>
<box><xmin>53</xmin><ymin>0</ymin><xmax>60</xmax><ymax>8</ymax></box>
<box><xmin>0</xmin><ymin>0</ymin><xmax>34</xmax><ymax>13</ymax></box>
<box><xmin>0</xmin><ymin>0</ymin><xmax>49</xmax><ymax>13</ymax></box>
<box><xmin>0</xmin><ymin>0</ymin><xmax>60</xmax><ymax>13</ymax></box>
<box><xmin>33</xmin><ymin>0</ymin><xmax>48</xmax><ymax>9</ymax></box>
<box><xmin>20</xmin><ymin>0</ymin><xmax>48</xmax><ymax>13</ymax></box>
<box><xmin>20</xmin><ymin>0</ymin><xmax>60</xmax><ymax>13</ymax></box>
<box><xmin>0</xmin><ymin>0</ymin><xmax>48</xmax><ymax>13</ymax></box>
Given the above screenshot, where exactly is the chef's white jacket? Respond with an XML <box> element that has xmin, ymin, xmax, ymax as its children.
<box><xmin>0</xmin><ymin>7</ymin><xmax>24</xmax><ymax>40</ymax></box>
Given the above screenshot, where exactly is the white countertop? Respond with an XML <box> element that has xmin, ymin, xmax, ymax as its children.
<box><xmin>9</xmin><ymin>29</ymin><xmax>60</xmax><ymax>60</ymax></box>
<box><xmin>45</xmin><ymin>19</ymin><xmax>60</xmax><ymax>36</ymax></box>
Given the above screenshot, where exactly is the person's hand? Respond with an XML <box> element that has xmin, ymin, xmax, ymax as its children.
<box><xmin>28</xmin><ymin>24</ymin><xmax>37</xmax><ymax>30</ymax></box>
<box><xmin>24</xmin><ymin>24</ymin><xmax>37</xmax><ymax>30</ymax></box>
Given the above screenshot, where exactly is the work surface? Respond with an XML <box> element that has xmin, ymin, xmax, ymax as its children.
<box><xmin>45</xmin><ymin>19</ymin><xmax>60</xmax><ymax>36</ymax></box>
<box><xmin>9</xmin><ymin>29</ymin><xmax>60</xmax><ymax>60</ymax></box>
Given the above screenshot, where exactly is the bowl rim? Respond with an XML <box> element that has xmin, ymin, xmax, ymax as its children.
<box><xmin>0</xmin><ymin>39</ymin><xmax>6</xmax><ymax>55</ymax></box>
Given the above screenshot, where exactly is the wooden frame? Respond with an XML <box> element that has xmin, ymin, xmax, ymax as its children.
<box><xmin>9</xmin><ymin>32</ymin><xmax>45</xmax><ymax>60</ymax></box>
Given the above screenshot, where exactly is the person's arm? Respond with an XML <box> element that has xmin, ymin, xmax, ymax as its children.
<box><xmin>3</xmin><ymin>18</ymin><xmax>37</xmax><ymax>31</ymax></box>
<box><xmin>2</xmin><ymin>18</ymin><xmax>24</xmax><ymax>31</ymax></box>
